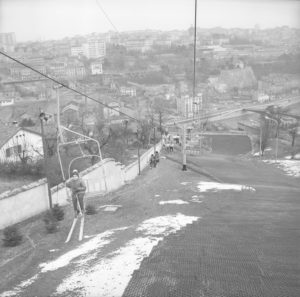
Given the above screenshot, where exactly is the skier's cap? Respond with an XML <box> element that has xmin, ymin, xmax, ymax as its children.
<box><xmin>72</xmin><ymin>169</ymin><xmax>79</xmax><ymax>176</ymax></box>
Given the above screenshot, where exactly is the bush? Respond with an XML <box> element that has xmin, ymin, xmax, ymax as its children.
<box><xmin>43</xmin><ymin>211</ymin><xmax>59</xmax><ymax>233</ymax></box>
<box><xmin>51</xmin><ymin>204</ymin><xmax>64</xmax><ymax>221</ymax></box>
<box><xmin>85</xmin><ymin>204</ymin><xmax>97</xmax><ymax>215</ymax></box>
<box><xmin>2</xmin><ymin>226</ymin><xmax>23</xmax><ymax>247</ymax></box>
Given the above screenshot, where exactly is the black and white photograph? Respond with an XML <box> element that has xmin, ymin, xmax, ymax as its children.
<box><xmin>0</xmin><ymin>0</ymin><xmax>299</xmax><ymax>296</ymax></box>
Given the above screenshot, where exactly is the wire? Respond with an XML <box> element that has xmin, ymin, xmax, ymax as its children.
<box><xmin>0</xmin><ymin>50</ymin><xmax>139</xmax><ymax>122</ymax></box>
<box><xmin>95</xmin><ymin>0</ymin><xmax>119</xmax><ymax>33</ymax></box>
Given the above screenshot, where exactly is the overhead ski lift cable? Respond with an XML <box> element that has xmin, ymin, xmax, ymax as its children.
<box><xmin>95</xmin><ymin>0</ymin><xmax>119</xmax><ymax>32</ymax></box>
<box><xmin>0</xmin><ymin>50</ymin><xmax>139</xmax><ymax>122</ymax></box>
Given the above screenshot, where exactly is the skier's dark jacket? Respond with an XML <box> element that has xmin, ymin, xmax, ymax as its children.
<box><xmin>66</xmin><ymin>178</ymin><xmax>86</xmax><ymax>198</ymax></box>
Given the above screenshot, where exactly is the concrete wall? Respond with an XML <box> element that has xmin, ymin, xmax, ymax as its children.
<box><xmin>0</xmin><ymin>142</ymin><xmax>161</xmax><ymax>229</ymax></box>
<box><xmin>0</xmin><ymin>180</ymin><xmax>49</xmax><ymax>229</ymax></box>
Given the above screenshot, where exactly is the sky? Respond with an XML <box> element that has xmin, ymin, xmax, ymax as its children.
<box><xmin>0</xmin><ymin>0</ymin><xmax>299</xmax><ymax>42</ymax></box>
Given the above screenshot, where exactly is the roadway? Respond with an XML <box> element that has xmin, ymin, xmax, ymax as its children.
<box><xmin>166</xmin><ymin>96</ymin><xmax>300</xmax><ymax>127</ymax></box>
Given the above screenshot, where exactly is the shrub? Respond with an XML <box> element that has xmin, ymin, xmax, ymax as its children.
<box><xmin>85</xmin><ymin>204</ymin><xmax>97</xmax><ymax>215</ymax></box>
<box><xmin>2</xmin><ymin>226</ymin><xmax>23</xmax><ymax>247</ymax></box>
<box><xmin>43</xmin><ymin>211</ymin><xmax>59</xmax><ymax>233</ymax></box>
<box><xmin>51</xmin><ymin>204</ymin><xmax>64</xmax><ymax>221</ymax></box>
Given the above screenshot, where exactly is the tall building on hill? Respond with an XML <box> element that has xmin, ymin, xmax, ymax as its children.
<box><xmin>177</xmin><ymin>94</ymin><xmax>203</xmax><ymax>118</ymax></box>
<box><xmin>83</xmin><ymin>38</ymin><xmax>106</xmax><ymax>59</ymax></box>
<box><xmin>0</xmin><ymin>32</ymin><xmax>16</xmax><ymax>52</ymax></box>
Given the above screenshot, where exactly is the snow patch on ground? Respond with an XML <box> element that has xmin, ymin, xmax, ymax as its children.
<box><xmin>0</xmin><ymin>215</ymin><xmax>198</xmax><ymax>297</ymax></box>
<box><xmin>40</xmin><ymin>229</ymin><xmax>123</xmax><ymax>273</ymax></box>
<box><xmin>0</xmin><ymin>228</ymin><xmax>127</xmax><ymax>297</ymax></box>
<box><xmin>198</xmin><ymin>181</ymin><xmax>255</xmax><ymax>192</ymax></box>
<box><xmin>0</xmin><ymin>275</ymin><xmax>39</xmax><ymax>297</ymax></box>
<box><xmin>49</xmin><ymin>249</ymin><xmax>59</xmax><ymax>252</ymax></box>
<box><xmin>180</xmin><ymin>182</ymin><xmax>192</xmax><ymax>185</ymax></box>
<box><xmin>55</xmin><ymin>237</ymin><xmax>160</xmax><ymax>297</ymax></box>
<box><xmin>159</xmin><ymin>200</ymin><xmax>189</xmax><ymax>205</ymax></box>
<box><xmin>191</xmin><ymin>199</ymin><xmax>203</xmax><ymax>204</ymax></box>
<box><xmin>55</xmin><ymin>214</ymin><xmax>198</xmax><ymax>297</ymax></box>
<box><xmin>137</xmin><ymin>214</ymin><xmax>197</xmax><ymax>236</ymax></box>
<box><xmin>263</xmin><ymin>160</ymin><xmax>300</xmax><ymax>177</ymax></box>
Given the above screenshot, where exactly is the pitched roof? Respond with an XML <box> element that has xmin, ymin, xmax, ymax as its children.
<box><xmin>0</xmin><ymin>125</ymin><xmax>42</xmax><ymax>149</ymax></box>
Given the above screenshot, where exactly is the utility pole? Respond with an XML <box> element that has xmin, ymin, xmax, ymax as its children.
<box><xmin>192</xmin><ymin>0</ymin><xmax>198</xmax><ymax>119</ymax></box>
<box><xmin>136</xmin><ymin>128</ymin><xmax>141</xmax><ymax>175</ymax></box>
<box><xmin>159</xmin><ymin>111</ymin><xmax>163</xmax><ymax>140</ymax></box>
<box><xmin>54</xmin><ymin>85</ymin><xmax>64</xmax><ymax>143</ymax></box>
<box><xmin>153</xmin><ymin>126</ymin><xmax>156</xmax><ymax>153</ymax></box>
<box><xmin>182</xmin><ymin>0</ymin><xmax>197</xmax><ymax>171</ymax></box>
<box><xmin>39</xmin><ymin>111</ymin><xmax>53</xmax><ymax>209</ymax></box>
<box><xmin>182</xmin><ymin>123</ymin><xmax>187</xmax><ymax>171</ymax></box>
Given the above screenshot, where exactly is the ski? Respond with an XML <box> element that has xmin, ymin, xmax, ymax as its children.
<box><xmin>78</xmin><ymin>215</ymin><xmax>85</xmax><ymax>241</ymax></box>
<box><xmin>65</xmin><ymin>217</ymin><xmax>78</xmax><ymax>243</ymax></box>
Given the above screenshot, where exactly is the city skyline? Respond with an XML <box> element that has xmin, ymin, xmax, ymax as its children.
<box><xmin>0</xmin><ymin>0</ymin><xmax>300</xmax><ymax>42</ymax></box>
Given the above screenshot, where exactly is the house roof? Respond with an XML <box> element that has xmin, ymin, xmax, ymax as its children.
<box><xmin>0</xmin><ymin>125</ymin><xmax>42</xmax><ymax>150</ymax></box>
<box><xmin>62</xmin><ymin>101</ymin><xmax>80</xmax><ymax>113</ymax></box>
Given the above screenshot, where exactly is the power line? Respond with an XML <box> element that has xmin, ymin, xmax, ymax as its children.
<box><xmin>0</xmin><ymin>50</ymin><xmax>139</xmax><ymax>122</ymax></box>
<box><xmin>95</xmin><ymin>0</ymin><xmax>119</xmax><ymax>33</ymax></box>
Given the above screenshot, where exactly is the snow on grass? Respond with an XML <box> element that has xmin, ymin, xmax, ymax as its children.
<box><xmin>159</xmin><ymin>200</ymin><xmax>189</xmax><ymax>205</ymax></box>
<box><xmin>55</xmin><ymin>237</ymin><xmax>159</xmax><ymax>297</ymax></box>
<box><xmin>136</xmin><ymin>214</ymin><xmax>197</xmax><ymax>236</ymax></box>
<box><xmin>49</xmin><ymin>249</ymin><xmax>59</xmax><ymax>252</ymax></box>
<box><xmin>198</xmin><ymin>181</ymin><xmax>255</xmax><ymax>192</ymax></box>
<box><xmin>0</xmin><ymin>228</ymin><xmax>126</xmax><ymax>297</ymax></box>
<box><xmin>55</xmin><ymin>214</ymin><xmax>198</xmax><ymax>297</ymax></box>
<box><xmin>191</xmin><ymin>199</ymin><xmax>203</xmax><ymax>204</ymax></box>
<box><xmin>263</xmin><ymin>160</ymin><xmax>300</xmax><ymax>177</ymax></box>
<box><xmin>0</xmin><ymin>275</ymin><xmax>39</xmax><ymax>297</ymax></box>
<box><xmin>0</xmin><ymin>215</ymin><xmax>198</xmax><ymax>297</ymax></box>
<box><xmin>40</xmin><ymin>228</ymin><xmax>127</xmax><ymax>273</ymax></box>
<box><xmin>180</xmin><ymin>182</ymin><xmax>192</xmax><ymax>185</ymax></box>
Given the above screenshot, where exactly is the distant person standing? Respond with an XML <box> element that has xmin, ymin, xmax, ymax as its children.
<box><xmin>155</xmin><ymin>151</ymin><xmax>160</xmax><ymax>165</ymax></box>
<box><xmin>66</xmin><ymin>169</ymin><xmax>86</xmax><ymax>217</ymax></box>
<box><xmin>150</xmin><ymin>154</ymin><xmax>155</xmax><ymax>169</ymax></box>
<box><xmin>169</xmin><ymin>142</ymin><xmax>174</xmax><ymax>153</ymax></box>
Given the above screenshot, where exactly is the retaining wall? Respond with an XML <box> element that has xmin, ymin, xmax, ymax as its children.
<box><xmin>0</xmin><ymin>180</ymin><xmax>48</xmax><ymax>229</ymax></box>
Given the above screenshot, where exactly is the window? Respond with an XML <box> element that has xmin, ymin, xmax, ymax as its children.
<box><xmin>5</xmin><ymin>145</ymin><xmax>22</xmax><ymax>158</ymax></box>
<box><xmin>5</xmin><ymin>148</ymin><xmax>11</xmax><ymax>157</ymax></box>
<box><xmin>17</xmin><ymin>145</ymin><xmax>22</xmax><ymax>154</ymax></box>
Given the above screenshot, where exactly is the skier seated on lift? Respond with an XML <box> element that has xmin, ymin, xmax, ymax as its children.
<box><xmin>66</xmin><ymin>169</ymin><xmax>86</xmax><ymax>217</ymax></box>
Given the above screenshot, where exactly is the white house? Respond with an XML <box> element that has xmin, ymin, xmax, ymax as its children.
<box><xmin>120</xmin><ymin>86</ymin><xmax>137</xmax><ymax>97</ymax></box>
<box><xmin>70</xmin><ymin>46</ymin><xmax>84</xmax><ymax>57</ymax></box>
<box><xmin>177</xmin><ymin>94</ymin><xmax>203</xmax><ymax>118</ymax></box>
<box><xmin>0</xmin><ymin>127</ymin><xmax>43</xmax><ymax>163</ymax></box>
<box><xmin>257</xmin><ymin>93</ymin><xmax>270</xmax><ymax>103</ymax></box>
<box><xmin>90</xmin><ymin>62</ymin><xmax>103</xmax><ymax>75</ymax></box>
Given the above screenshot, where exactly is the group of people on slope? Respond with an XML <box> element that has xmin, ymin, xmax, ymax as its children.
<box><xmin>163</xmin><ymin>142</ymin><xmax>174</xmax><ymax>153</ymax></box>
<box><xmin>150</xmin><ymin>151</ymin><xmax>160</xmax><ymax>168</ymax></box>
